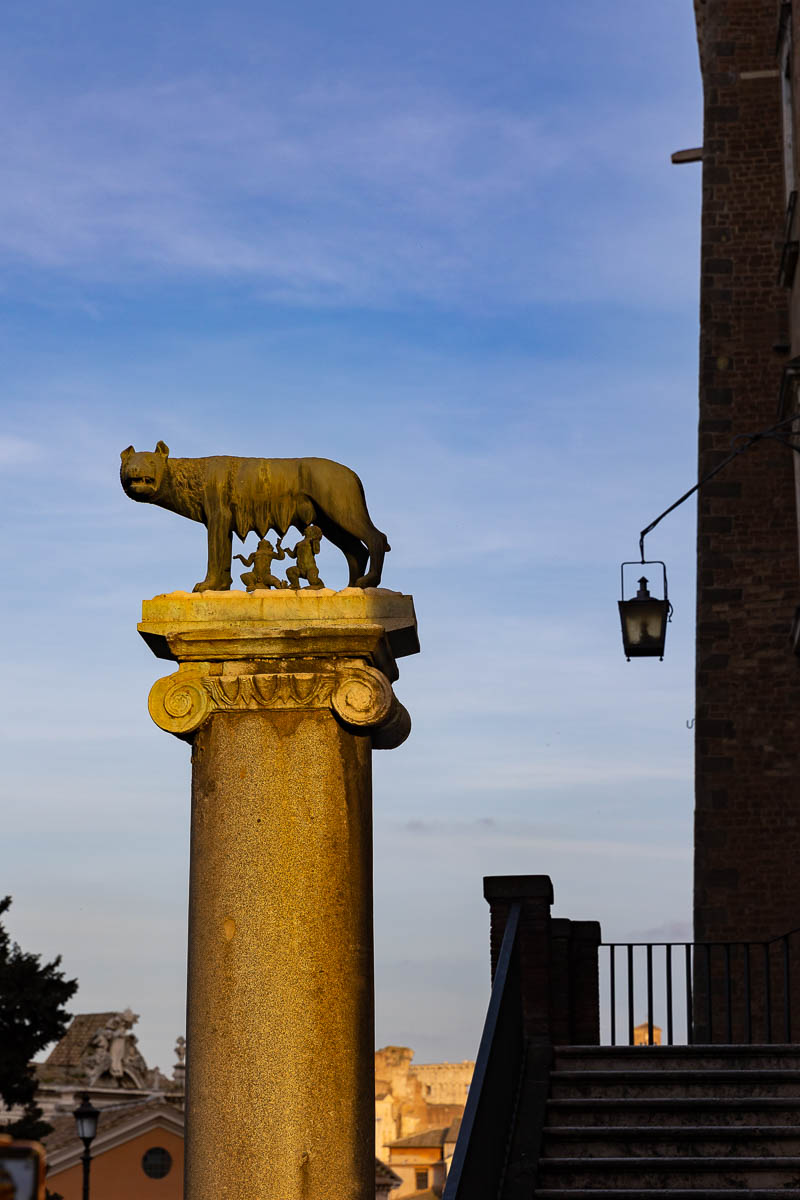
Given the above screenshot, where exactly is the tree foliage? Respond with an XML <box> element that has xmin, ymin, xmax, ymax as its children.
<box><xmin>0</xmin><ymin>896</ymin><xmax>77</xmax><ymax>1143</ymax></box>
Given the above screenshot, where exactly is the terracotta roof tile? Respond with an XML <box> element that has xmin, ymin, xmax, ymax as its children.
<box><xmin>43</xmin><ymin>1098</ymin><xmax>183</xmax><ymax>1157</ymax></box>
<box><xmin>444</xmin><ymin>1116</ymin><xmax>461</xmax><ymax>1143</ymax></box>
<box><xmin>44</xmin><ymin>1014</ymin><xmax>116</xmax><ymax>1069</ymax></box>
<box><xmin>388</xmin><ymin>1125</ymin><xmax>448</xmax><ymax>1149</ymax></box>
<box><xmin>375</xmin><ymin>1157</ymin><xmax>402</xmax><ymax>1186</ymax></box>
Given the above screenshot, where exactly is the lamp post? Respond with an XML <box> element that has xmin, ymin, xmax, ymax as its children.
<box><xmin>73</xmin><ymin>1093</ymin><xmax>99</xmax><ymax>1200</ymax></box>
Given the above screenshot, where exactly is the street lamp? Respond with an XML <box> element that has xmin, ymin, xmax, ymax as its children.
<box><xmin>624</xmin><ymin>406</ymin><xmax>800</xmax><ymax>661</ymax></box>
<box><xmin>73</xmin><ymin>1093</ymin><xmax>99</xmax><ymax>1200</ymax></box>
<box><xmin>619</xmin><ymin>561</ymin><xmax>671</xmax><ymax>660</ymax></box>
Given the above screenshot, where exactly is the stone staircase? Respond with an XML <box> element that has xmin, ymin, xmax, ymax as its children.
<box><xmin>533</xmin><ymin>1044</ymin><xmax>800</xmax><ymax>1198</ymax></box>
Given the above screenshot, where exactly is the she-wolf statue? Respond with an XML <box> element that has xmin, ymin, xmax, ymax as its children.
<box><xmin>120</xmin><ymin>442</ymin><xmax>390</xmax><ymax>592</ymax></box>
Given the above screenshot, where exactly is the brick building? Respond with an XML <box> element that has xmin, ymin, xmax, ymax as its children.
<box><xmin>693</xmin><ymin>0</ymin><xmax>800</xmax><ymax>950</ymax></box>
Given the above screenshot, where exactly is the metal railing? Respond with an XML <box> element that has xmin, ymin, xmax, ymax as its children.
<box><xmin>443</xmin><ymin>904</ymin><xmax>523</xmax><ymax>1200</ymax></box>
<box><xmin>601</xmin><ymin>928</ymin><xmax>800</xmax><ymax>1046</ymax></box>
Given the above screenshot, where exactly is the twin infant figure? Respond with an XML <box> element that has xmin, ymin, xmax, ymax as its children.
<box><xmin>234</xmin><ymin>524</ymin><xmax>324</xmax><ymax>591</ymax></box>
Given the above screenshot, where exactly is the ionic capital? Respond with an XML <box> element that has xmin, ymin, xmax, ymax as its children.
<box><xmin>148</xmin><ymin>661</ymin><xmax>408</xmax><ymax>748</ymax></box>
<box><xmin>140</xmin><ymin>589</ymin><xmax>417</xmax><ymax>751</ymax></box>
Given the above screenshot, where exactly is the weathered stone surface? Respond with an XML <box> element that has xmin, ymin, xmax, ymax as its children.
<box><xmin>141</xmin><ymin>589</ymin><xmax>417</xmax><ymax>748</ymax></box>
<box><xmin>139</xmin><ymin>587</ymin><xmax>419</xmax><ymax>669</ymax></box>
<box><xmin>187</xmin><ymin>709</ymin><xmax>375</xmax><ymax>1200</ymax></box>
<box><xmin>140</xmin><ymin>586</ymin><xmax>418</xmax><ymax>1200</ymax></box>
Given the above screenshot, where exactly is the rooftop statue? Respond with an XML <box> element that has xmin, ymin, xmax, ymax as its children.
<box><xmin>120</xmin><ymin>442</ymin><xmax>390</xmax><ymax>591</ymax></box>
<box><xmin>84</xmin><ymin>1008</ymin><xmax>149</xmax><ymax>1089</ymax></box>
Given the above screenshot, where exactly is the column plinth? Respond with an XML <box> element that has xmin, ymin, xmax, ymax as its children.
<box><xmin>139</xmin><ymin>587</ymin><xmax>418</xmax><ymax>1200</ymax></box>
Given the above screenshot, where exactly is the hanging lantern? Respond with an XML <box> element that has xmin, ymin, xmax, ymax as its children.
<box><xmin>619</xmin><ymin>561</ymin><xmax>671</xmax><ymax>660</ymax></box>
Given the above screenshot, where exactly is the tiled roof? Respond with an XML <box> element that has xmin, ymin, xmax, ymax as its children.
<box><xmin>44</xmin><ymin>1014</ymin><xmax>116</xmax><ymax>1069</ymax></box>
<box><xmin>388</xmin><ymin>1126</ymin><xmax>448</xmax><ymax>1149</ymax></box>
<box><xmin>375</xmin><ymin>1157</ymin><xmax>402</xmax><ymax>1186</ymax></box>
<box><xmin>444</xmin><ymin>1116</ymin><xmax>461</xmax><ymax>1143</ymax></box>
<box><xmin>43</xmin><ymin>1097</ymin><xmax>183</xmax><ymax>1156</ymax></box>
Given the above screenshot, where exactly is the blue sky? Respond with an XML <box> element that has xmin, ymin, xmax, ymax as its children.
<box><xmin>1</xmin><ymin>1</ymin><xmax>703</xmax><ymax>1073</ymax></box>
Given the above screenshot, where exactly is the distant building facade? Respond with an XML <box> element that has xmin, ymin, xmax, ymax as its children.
<box><xmin>34</xmin><ymin>1009</ymin><xmax>181</xmax><ymax>1118</ymax></box>
<box><xmin>9</xmin><ymin>1011</ymin><xmax>402</xmax><ymax>1199</ymax></box>
<box><xmin>385</xmin><ymin>1121</ymin><xmax>461</xmax><ymax>1199</ymax></box>
<box><xmin>374</xmin><ymin>1046</ymin><xmax>472</xmax><ymax>1164</ymax></box>
<box><xmin>632</xmin><ymin>1022</ymin><xmax>662</xmax><ymax>1046</ymax></box>
<box><xmin>44</xmin><ymin>1098</ymin><xmax>185</xmax><ymax>1200</ymax></box>
<box><xmin>4</xmin><ymin>1009</ymin><xmax>186</xmax><ymax>1199</ymax></box>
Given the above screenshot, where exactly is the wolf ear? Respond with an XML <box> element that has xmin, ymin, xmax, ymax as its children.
<box><xmin>155</xmin><ymin>440</ymin><xmax>170</xmax><ymax>457</ymax></box>
<box><xmin>120</xmin><ymin>445</ymin><xmax>134</xmax><ymax>463</ymax></box>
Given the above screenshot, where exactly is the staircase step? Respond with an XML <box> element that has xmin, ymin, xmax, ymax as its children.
<box><xmin>535</xmin><ymin>1049</ymin><xmax>800</xmax><ymax>1194</ymax></box>
<box><xmin>546</xmin><ymin>1096</ymin><xmax>800</xmax><ymax>1126</ymax></box>
<box><xmin>550</xmin><ymin>1069</ymin><xmax>800</xmax><ymax>1099</ymax></box>
<box><xmin>534</xmin><ymin>1192</ymin><xmax>800</xmax><ymax>1198</ymax></box>
<box><xmin>542</xmin><ymin>1125</ymin><xmax>800</xmax><ymax>1157</ymax></box>
<box><xmin>555</xmin><ymin>1045</ymin><xmax>800</xmax><ymax>1072</ymax></box>
<box><xmin>536</xmin><ymin>1156</ymin><xmax>800</xmax><ymax>1188</ymax></box>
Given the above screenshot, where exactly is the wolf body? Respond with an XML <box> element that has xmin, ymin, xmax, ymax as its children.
<box><xmin>120</xmin><ymin>441</ymin><xmax>390</xmax><ymax>591</ymax></box>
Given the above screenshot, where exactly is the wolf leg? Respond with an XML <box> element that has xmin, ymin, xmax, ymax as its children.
<box><xmin>194</xmin><ymin>515</ymin><xmax>233</xmax><ymax>592</ymax></box>
<box><xmin>354</xmin><ymin>529</ymin><xmax>388</xmax><ymax>588</ymax></box>
<box><xmin>316</xmin><ymin>519</ymin><xmax>368</xmax><ymax>586</ymax></box>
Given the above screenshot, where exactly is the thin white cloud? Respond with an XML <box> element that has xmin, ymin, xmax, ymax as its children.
<box><xmin>0</xmin><ymin>434</ymin><xmax>43</xmax><ymax>465</ymax></box>
<box><xmin>0</xmin><ymin>73</ymin><xmax>699</xmax><ymax>308</ymax></box>
<box><xmin>454</xmin><ymin>760</ymin><xmax>690</xmax><ymax>792</ymax></box>
<box><xmin>383</xmin><ymin>818</ymin><xmax>689</xmax><ymax>862</ymax></box>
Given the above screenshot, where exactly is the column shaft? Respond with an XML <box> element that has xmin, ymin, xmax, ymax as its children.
<box><xmin>185</xmin><ymin>707</ymin><xmax>374</xmax><ymax>1200</ymax></box>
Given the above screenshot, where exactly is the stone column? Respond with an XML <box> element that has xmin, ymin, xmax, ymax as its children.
<box><xmin>139</xmin><ymin>588</ymin><xmax>418</xmax><ymax>1200</ymax></box>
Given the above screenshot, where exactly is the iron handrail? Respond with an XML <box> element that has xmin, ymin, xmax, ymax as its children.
<box><xmin>443</xmin><ymin>903</ymin><xmax>522</xmax><ymax>1200</ymax></box>
<box><xmin>602</xmin><ymin>929</ymin><xmax>800</xmax><ymax>948</ymax></box>
<box><xmin>599</xmin><ymin>929</ymin><xmax>800</xmax><ymax>1047</ymax></box>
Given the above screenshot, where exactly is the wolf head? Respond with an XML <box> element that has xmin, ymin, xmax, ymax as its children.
<box><xmin>120</xmin><ymin>441</ymin><xmax>170</xmax><ymax>501</ymax></box>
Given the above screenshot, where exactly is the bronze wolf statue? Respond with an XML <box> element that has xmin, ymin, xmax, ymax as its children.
<box><xmin>120</xmin><ymin>441</ymin><xmax>390</xmax><ymax>592</ymax></box>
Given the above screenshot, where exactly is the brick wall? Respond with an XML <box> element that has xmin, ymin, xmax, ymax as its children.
<box><xmin>484</xmin><ymin>876</ymin><xmax>600</xmax><ymax>1046</ymax></box>
<box><xmin>694</xmin><ymin>0</ymin><xmax>800</xmax><ymax>946</ymax></box>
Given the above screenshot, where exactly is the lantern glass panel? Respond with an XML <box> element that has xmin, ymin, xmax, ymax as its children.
<box><xmin>618</xmin><ymin>598</ymin><xmax>669</xmax><ymax>658</ymax></box>
<box><xmin>625</xmin><ymin>600</ymin><xmax>666</xmax><ymax>647</ymax></box>
<box><xmin>74</xmin><ymin>1098</ymin><xmax>99</xmax><ymax>1142</ymax></box>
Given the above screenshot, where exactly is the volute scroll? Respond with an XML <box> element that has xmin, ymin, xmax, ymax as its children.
<box><xmin>147</xmin><ymin>660</ymin><xmax>405</xmax><ymax>744</ymax></box>
<box><xmin>148</xmin><ymin>673</ymin><xmax>212</xmax><ymax>738</ymax></box>
<box><xmin>330</xmin><ymin>666</ymin><xmax>393</xmax><ymax>729</ymax></box>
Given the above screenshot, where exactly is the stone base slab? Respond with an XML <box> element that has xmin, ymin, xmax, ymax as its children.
<box><xmin>139</xmin><ymin>588</ymin><xmax>419</xmax><ymax>677</ymax></box>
